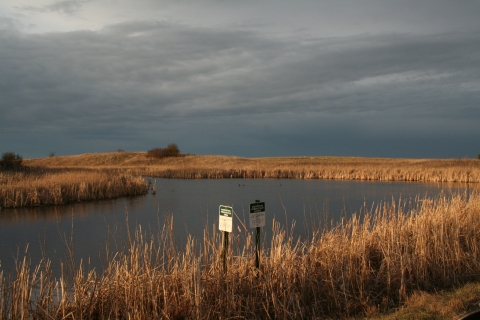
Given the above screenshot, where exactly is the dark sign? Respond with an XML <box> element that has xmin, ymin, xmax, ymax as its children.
<box><xmin>250</xmin><ymin>202</ymin><xmax>265</xmax><ymax>213</ymax></box>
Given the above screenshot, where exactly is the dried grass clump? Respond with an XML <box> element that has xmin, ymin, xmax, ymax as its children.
<box><xmin>0</xmin><ymin>169</ymin><xmax>148</xmax><ymax>208</ymax></box>
<box><xmin>1</xmin><ymin>192</ymin><xmax>480</xmax><ymax>319</ymax></box>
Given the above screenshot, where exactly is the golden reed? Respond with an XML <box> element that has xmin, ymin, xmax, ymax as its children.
<box><xmin>25</xmin><ymin>152</ymin><xmax>480</xmax><ymax>183</ymax></box>
<box><xmin>137</xmin><ymin>156</ymin><xmax>480</xmax><ymax>182</ymax></box>
<box><xmin>0</xmin><ymin>169</ymin><xmax>148</xmax><ymax>208</ymax></box>
<box><xmin>0</xmin><ymin>192</ymin><xmax>479</xmax><ymax>319</ymax></box>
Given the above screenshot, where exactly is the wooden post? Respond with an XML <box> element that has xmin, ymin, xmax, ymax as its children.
<box><xmin>249</xmin><ymin>200</ymin><xmax>265</xmax><ymax>275</ymax></box>
<box><xmin>255</xmin><ymin>200</ymin><xmax>261</xmax><ymax>271</ymax></box>
<box><xmin>219</xmin><ymin>205</ymin><xmax>233</xmax><ymax>274</ymax></box>
<box><xmin>255</xmin><ymin>226</ymin><xmax>260</xmax><ymax>270</ymax></box>
<box><xmin>222</xmin><ymin>231</ymin><xmax>229</xmax><ymax>273</ymax></box>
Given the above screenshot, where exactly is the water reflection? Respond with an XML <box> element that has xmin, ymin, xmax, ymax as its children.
<box><xmin>0</xmin><ymin>179</ymin><xmax>474</xmax><ymax>277</ymax></box>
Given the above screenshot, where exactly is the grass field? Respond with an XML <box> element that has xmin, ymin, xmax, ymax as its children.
<box><xmin>25</xmin><ymin>151</ymin><xmax>480</xmax><ymax>182</ymax></box>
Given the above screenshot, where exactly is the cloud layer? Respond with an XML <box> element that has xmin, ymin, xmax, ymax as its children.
<box><xmin>1</xmin><ymin>1</ymin><xmax>480</xmax><ymax>158</ymax></box>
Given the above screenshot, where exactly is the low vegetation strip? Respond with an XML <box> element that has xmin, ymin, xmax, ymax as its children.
<box><xmin>137</xmin><ymin>156</ymin><xmax>480</xmax><ymax>182</ymax></box>
<box><xmin>25</xmin><ymin>152</ymin><xmax>480</xmax><ymax>183</ymax></box>
<box><xmin>0</xmin><ymin>169</ymin><xmax>148</xmax><ymax>208</ymax></box>
<box><xmin>1</xmin><ymin>192</ymin><xmax>480</xmax><ymax>319</ymax></box>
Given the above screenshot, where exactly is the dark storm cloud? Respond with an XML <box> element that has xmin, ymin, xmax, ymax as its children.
<box><xmin>1</xmin><ymin>19</ymin><xmax>479</xmax><ymax>157</ymax></box>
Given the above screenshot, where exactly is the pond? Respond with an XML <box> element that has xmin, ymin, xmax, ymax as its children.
<box><xmin>0</xmin><ymin>178</ymin><xmax>473</xmax><ymax>276</ymax></box>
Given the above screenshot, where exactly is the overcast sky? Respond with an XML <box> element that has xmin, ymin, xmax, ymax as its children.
<box><xmin>1</xmin><ymin>0</ymin><xmax>479</xmax><ymax>159</ymax></box>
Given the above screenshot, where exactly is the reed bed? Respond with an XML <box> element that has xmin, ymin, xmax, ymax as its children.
<box><xmin>135</xmin><ymin>156</ymin><xmax>480</xmax><ymax>183</ymax></box>
<box><xmin>25</xmin><ymin>153</ymin><xmax>480</xmax><ymax>183</ymax></box>
<box><xmin>1</xmin><ymin>192</ymin><xmax>480</xmax><ymax>319</ymax></box>
<box><xmin>0</xmin><ymin>169</ymin><xmax>148</xmax><ymax>208</ymax></box>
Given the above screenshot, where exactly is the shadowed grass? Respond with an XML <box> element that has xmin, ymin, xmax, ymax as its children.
<box><xmin>364</xmin><ymin>282</ymin><xmax>480</xmax><ymax>320</ymax></box>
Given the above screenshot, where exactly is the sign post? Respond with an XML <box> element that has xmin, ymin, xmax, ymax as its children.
<box><xmin>219</xmin><ymin>205</ymin><xmax>233</xmax><ymax>273</ymax></box>
<box><xmin>249</xmin><ymin>200</ymin><xmax>265</xmax><ymax>271</ymax></box>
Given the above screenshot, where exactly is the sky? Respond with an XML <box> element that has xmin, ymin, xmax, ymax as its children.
<box><xmin>1</xmin><ymin>0</ymin><xmax>480</xmax><ymax>159</ymax></box>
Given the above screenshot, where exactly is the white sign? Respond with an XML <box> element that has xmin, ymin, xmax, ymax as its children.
<box><xmin>249</xmin><ymin>202</ymin><xmax>265</xmax><ymax>228</ymax></box>
<box><xmin>219</xmin><ymin>205</ymin><xmax>233</xmax><ymax>232</ymax></box>
<box><xmin>249</xmin><ymin>212</ymin><xmax>265</xmax><ymax>228</ymax></box>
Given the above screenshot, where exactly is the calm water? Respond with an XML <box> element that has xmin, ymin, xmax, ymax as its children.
<box><xmin>0</xmin><ymin>178</ymin><xmax>473</xmax><ymax>276</ymax></box>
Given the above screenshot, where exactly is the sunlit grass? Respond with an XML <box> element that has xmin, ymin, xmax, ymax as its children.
<box><xmin>25</xmin><ymin>152</ymin><xmax>480</xmax><ymax>182</ymax></box>
<box><xmin>1</xmin><ymin>192</ymin><xmax>480</xmax><ymax>318</ymax></box>
<box><xmin>0</xmin><ymin>168</ymin><xmax>148</xmax><ymax>208</ymax></box>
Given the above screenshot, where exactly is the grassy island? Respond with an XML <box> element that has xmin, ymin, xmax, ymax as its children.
<box><xmin>0</xmin><ymin>168</ymin><xmax>148</xmax><ymax>208</ymax></box>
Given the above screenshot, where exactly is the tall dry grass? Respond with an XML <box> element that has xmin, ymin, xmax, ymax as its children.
<box><xmin>136</xmin><ymin>156</ymin><xmax>480</xmax><ymax>183</ymax></box>
<box><xmin>0</xmin><ymin>168</ymin><xmax>148</xmax><ymax>208</ymax></box>
<box><xmin>1</xmin><ymin>192</ymin><xmax>480</xmax><ymax>318</ymax></box>
<box><xmin>25</xmin><ymin>152</ymin><xmax>480</xmax><ymax>183</ymax></box>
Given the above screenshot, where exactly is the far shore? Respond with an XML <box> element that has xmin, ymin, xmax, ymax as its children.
<box><xmin>3</xmin><ymin>151</ymin><xmax>477</xmax><ymax>208</ymax></box>
<box><xmin>24</xmin><ymin>151</ymin><xmax>480</xmax><ymax>183</ymax></box>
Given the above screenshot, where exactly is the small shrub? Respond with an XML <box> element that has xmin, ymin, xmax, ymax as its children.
<box><xmin>147</xmin><ymin>148</ymin><xmax>164</xmax><ymax>158</ymax></box>
<box><xmin>147</xmin><ymin>144</ymin><xmax>180</xmax><ymax>159</ymax></box>
<box><xmin>0</xmin><ymin>152</ymin><xmax>23</xmax><ymax>170</ymax></box>
<box><xmin>165</xmin><ymin>143</ymin><xmax>180</xmax><ymax>157</ymax></box>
